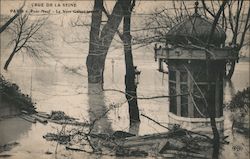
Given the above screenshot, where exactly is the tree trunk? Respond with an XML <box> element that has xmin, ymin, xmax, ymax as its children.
<box><xmin>123</xmin><ymin>0</ymin><xmax>140</xmax><ymax>123</ymax></box>
<box><xmin>88</xmin><ymin>83</ymin><xmax>112</xmax><ymax>134</ymax></box>
<box><xmin>0</xmin><ymin>2</ymin><xmax>24</xmax><ymax>34</ymax></box>
<box><xmin>86</xmin><ymin>0</ymin><xmax>124</xmax><ymax>84</ymax></box>
<box><xmin>209</xmin><ymin>98</ymin><xmax>220</xmax><ymax>159</ymax></box>
<box><xmin>0</xmin><ymin>14</ymin><xmax>20</xmax><ymax>34</ymax></box>
<box><xmin>205</xmin><ymin>2</ymin><xmax>228</xmax><ymax>157</ymax></box>
<box><xmin>226</xmin><ymin>61</ymin><xmax>235</xmax><ymax>80</ymax></box>
<box><xmin>206</xmin><ymin>60</ymin><xmax>220</xmax><ymax>159</ymax></box>
<box><xmin>86</xmin><ymin>0</ymin><xmax>104</xmax><ymax>84</ymax></box>
<box><xmin>4</xmin><ymin>51</ymin><xmax>16</xmax><ymax>70</ymax></box>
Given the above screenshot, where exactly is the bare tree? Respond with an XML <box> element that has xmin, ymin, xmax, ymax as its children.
<box><xmin>201</xmin><ymin>0</ymin><xmax>250</xmax><ymax>79</ymax></box>
<box><xmin>0</xmin><ymin>0</ymin><xmax>25</xmax><ymax>34</ymax></box>
<box><xmin>86</xmin><ymin>0</ymin><xmax>125</xmax><ymax>84</ymax></box>
<box><xmin>122</xmin><ymin>0</ymin><xmax>140</xmax><ymax>123</ymax></box>
<box><xmin>4</xmin><ymin>13</ymin><xmax>52</xmax><ymax>70</ymax></box>
<box><xmin>132</xmin><ymin>2</ymin><xmax>190</xmax><ymax>48</ymax></box>
<box><xmin>134</xmin><ymin>0</ymin><xmax>249</xmax><ymax>79</ymax></box>
<box><xmin>224</xmin><ymin>0</ymin><xmax>249</xmax><ymax>79</ymax></box>
<box><xmin>204</xmin><ymin>1</ymin><xmax>229</xmax><ymax>158</ymax></box>
<box><xmin>84</xmin><ymin>0</ymin><xmax>140</xmax><ymax>122</ymax></box>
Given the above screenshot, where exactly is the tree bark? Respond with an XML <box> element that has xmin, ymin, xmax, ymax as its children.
<box><xmin>86</xmin><ymin>0</ymin><xmax>125</xmax><ymax>84</ymax></box>
<box><xmin>86</xmin><ymin>0</ymin><xmax>104</xmax><ymax>84</ymax></box>
<box><xmin>122</xmin><ymin>0</ymin><xmax>140</xmax><ymax>123</ymax></box>
<box><xmin>4</xmin><ymin>51</ymin><xmax>16</xmax><ymax>70</ymax></box>
<box><xmin>0</xmin><ymin>14</ymin><xmax>20</xmax><ymax>34</ymax></box>
<box><xmin>226</xmin><ymin>3</ymin><xmax>249</xmax><ymax>80</ymax></box>
<box><xmin>205</xmin><ymin>1</ymin><xmax>228</xmax><ymax>158</ymax></box>
<box><xmin>226</xmin><ymin>61</ymin><xmax>235</xmax><ymax>80</ymax></box>
<box><xmin>0</xmin><ymin>2</ymin><xmax>25</xmax><ymax>34</ymax></box>
<box><xmin>206</xmin><ymin>64</ymin><xmax>220</xmax><ymax>159</ymax></box>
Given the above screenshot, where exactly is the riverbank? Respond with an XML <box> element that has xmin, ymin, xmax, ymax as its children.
<box><xmin>0</xmin><ymin>75</ymin><xmax>36</xmax><ymax>118</ymax></box>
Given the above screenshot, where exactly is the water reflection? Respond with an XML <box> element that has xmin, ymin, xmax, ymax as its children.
<box><xmin>0</xmin><ymin>102</ymin><xmax>21</xmax><ymax>118</ymax></box>
<box><xmin>87</xmin><ymin>84</ymin><xmax>112</xmax><ymax>134</ymax></box>
<box><xmin>0</xmin><ymin>117</ymin><xmax>31</xmax><ymax>145</ymax></box>
<box><xmin>129</xmin><ymin>122</ymin><xmax>140</xmax><ymax>136</ymax></box>
<box><xmin>0</xmin><ymin>101</ymin><xmax>32</xmax><ymax>145</ymax></box>
<box><xmin>224</xmin><ymin>80</ymin><xmax>236</xmax><ymax>103</ymax></box>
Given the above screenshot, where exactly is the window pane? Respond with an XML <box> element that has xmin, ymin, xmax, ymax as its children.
<box><xmin>180</xmin><ymin>71</ymin><xmax>188</xmax><ymax>82</ymax></box>
<box><xmin>181</xmin><ymin>84</ymin><xmax>188</xmax><ymax>117</ymax></box>
<box><xmin>169</xmin><ymin>70</ymin><xmax>176</xmax><ymax>81</ymax></box>
<box><xmin>169</xmin><ymin>82</ymin><xmax>176</xmax><ymax>114</ymax></box>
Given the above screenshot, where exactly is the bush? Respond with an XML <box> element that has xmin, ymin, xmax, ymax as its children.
<box><xmin>226</xmin><ymin>87</ymin><xmax>250</xmax><ymax>115</ymax></box>
<box><xmin>225</xmin><ymin>87</ymin><xmax>250</xmax><ymax>135</ymax></box>
<box><xmin>0</xmin><ymin>75</ymin><xmax>36</xmax><ymax>113</ymax></box>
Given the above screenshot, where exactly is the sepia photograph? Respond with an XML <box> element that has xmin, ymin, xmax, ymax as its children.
<box><xmin>0</xmin><ymin>0</ymin><xmax>249</xmax><ymax>158</ymax></box>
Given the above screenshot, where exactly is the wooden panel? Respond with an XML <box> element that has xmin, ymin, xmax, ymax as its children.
<box><xmin>156</xmin><ymin>47</ymin><xmax>237</xmax><ymax>60</ymax></box>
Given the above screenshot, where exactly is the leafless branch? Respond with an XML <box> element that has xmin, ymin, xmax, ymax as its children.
<box><xmin>4</xmin><ymin>13</ymin><xmax>53</xmax><ymax>70</ymax></box>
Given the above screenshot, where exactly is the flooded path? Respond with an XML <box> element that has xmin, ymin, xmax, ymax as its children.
<box><xmin>0</xmin><ymin>51</ymin><xmax>249</xmax><ymax>158</ymax></box>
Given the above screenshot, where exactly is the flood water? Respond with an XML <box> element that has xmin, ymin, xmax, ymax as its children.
<box><xmin>0</xmin><ymin>41</ymin><xmax>249</xmax><ymax>158</ymax></box>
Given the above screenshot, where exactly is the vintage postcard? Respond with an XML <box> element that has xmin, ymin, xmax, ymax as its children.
<box><xmin>0</xmin><ymin>0</ymin><xmax>249</xmax><ymax>158</ymax></box>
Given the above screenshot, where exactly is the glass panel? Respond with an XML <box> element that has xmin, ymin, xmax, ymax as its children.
<box><xmin>193</xmin><ymin>98</ymin><xmax>207</xmax><ymax>118</ymax></box>
<box><xmin>169</xmin><ymin>82</ymin><xmax>176</xmax><ymax>114</ymax></box>
<box><xmin>180</xmin><ymin>71</ymin><xmax>188</xmax><ymax>82</ymax></box>
<box><xmin>169</xmin><ymin>70</ymin><xmax>176</xmax><ymax>81</ymax></box>
<box><xmin>169</xmin><ymin>82</ymin><xmax>176</xmax><ymax>95</ymax></box>
<box><xmin>193</xmin><ymin>68</ymin><xmax>207</xmax><ymax>82</ymax></box>
<box><xmin>193</xmin><ymin>85</ymin><xmax>208</xmax><ymax>118</ymax></box>
<box><xmin>193</xmin><ymin>85</ymin><xmax>207</xmax><ymax>98</ymax></box>
<box><xmin>181</xmin><ymin>84</ymin><xmax>188</xmax><ymax>117</ymax></box>
<box><xmin>170</xmin><ymin>96</ymin><xmax>177</xmax><ymax>114</ymax></box>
